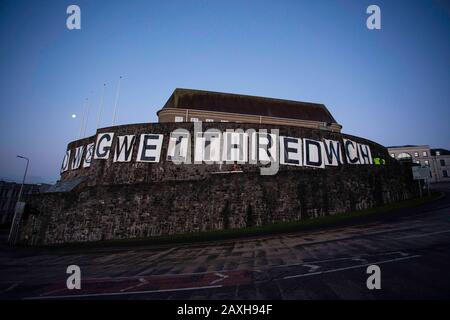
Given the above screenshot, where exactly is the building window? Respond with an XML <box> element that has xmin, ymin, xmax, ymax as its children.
<box><xmin>174</xmin><ymin>116</ymin><xmax>183</xmax><ymax>122</ymax></box>
<box><xmin>443</xmin><ymin>170</ymin><xmax>448</xmax><ymax>178</ymax></box>
<box><xmin>440</xmin><ymin>159</ymin><xmax>446</xmax><ymax>166</ymax></box>
<box><xmin>205</xmin><ymin>119</ymin><xmax>214</xmax><ymax>122</ymax></box>
<box><xmin>424</xmin><ymin>160</ymin><xmax>429</xmax><ymax>166</ymax></box>
<box><xmin>422</xmin><ymin>151</ymin><xmax>427</xmax><ymax>157</ymax></box>
<box><xmin>397</xmin><ymin>152</ymin><xmax>412</xmax><ymax>160</ymax></box>
<box><xmin>220</xmin><ymin>120</ymin><xmax>229</xmax><ymax>123</ymax></box>
<box><xmin>415</xmin><ymin>160</ymin><xmax>420</xmax><ymax>165</ymax></box>
<box><xmin>414</xmin><ymin>152</ymin><xmax>419</xmax><ymax>157</ymax></box>
<box><xmin>190</xmin><ymin>118</ymin><xmax>199</xmax><ymax>122</ymax></box>
<box><xmin>390</xmin><ymin>153</ymin><xmax>395</xmax><ymax>158</ymax></box>
<box><xmin>436</xmin><ymin>151</ymin><xmax>441</xmax><ymax>156</ymax></box>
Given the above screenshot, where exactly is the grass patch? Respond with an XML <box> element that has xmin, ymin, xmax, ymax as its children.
<box><xmin>38</xmin><ymin>191</ymin><xmax>442</xmax><ymax>249</ymax></box>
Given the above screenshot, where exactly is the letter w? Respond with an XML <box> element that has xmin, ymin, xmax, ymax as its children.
<box><xmin>114</xmin><ymin>135</ymin><xmax>136</xmax><ymax>162</ymax></box>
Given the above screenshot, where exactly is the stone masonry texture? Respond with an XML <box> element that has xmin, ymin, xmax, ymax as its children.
<box><xmin>18</xmin><ymin>122</ymin><xmax>418</xmax><ymax>245</ymax></box>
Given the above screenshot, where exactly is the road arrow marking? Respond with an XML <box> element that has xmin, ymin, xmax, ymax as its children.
<box><xmin>120</xmin><ymin>277</ymin><xmax>148</xmax><ymax>292</ymax></box>
<box><xmin>210</xmin><ymin>272</ymin><xmax>229</xmax><ymax>285</ymax></box>
<box><xmin>303</xmin><ymin>264</ymin><xmax>320</xmax><ymax>273</ymax></box>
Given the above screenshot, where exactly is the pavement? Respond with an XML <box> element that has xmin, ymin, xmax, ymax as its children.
<box><xmin>1</xmin><ymin>182</ymin><xmax>450</xmax><ymax>300</ymax></box>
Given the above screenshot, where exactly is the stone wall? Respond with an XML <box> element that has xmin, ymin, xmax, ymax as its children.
<box><xmin>21</xmin><ymin>165</ymin><xmax>416</xmax><ymax>245</ymax></box>
<box><xmin>60</xmin><ymin>122</ymin><xmax>396</xmax><ymax>185</ymax></box>
<box><xmin>18</xmin><ymin>122</ymin><xmax>418</xmax><ymax>245</ymax></box>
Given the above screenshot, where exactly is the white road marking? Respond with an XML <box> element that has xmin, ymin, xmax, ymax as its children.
<box><xmin>210</xmin><ymin>272</ymin><xmax>229</xmax><ymax>285</ymax></box>
<box><xmin>4</xmin><ymin>283</ymin><xmax>19</xmax><ymax>292</ymax></box>
<box><xmin>283</xmin><ymin>255</ymin><xmax>421</xmax><ymax>280</ymax></box>
<box><xmin>393</xmin><ymin>229</ymin><xmax>450</xmax><ymax>240</ymax></box>
<box><xmin>270</xmin><ymin>251</ymin><xmax>406</xmax><ymax>269</ymax></box>
<box><xmin>271</xmin><ymin>257</ymin><xmax>348</xmax><ymax>268</ymax></box>
<box><xmin>277</xmin><ymin>226</ymin><xmax>423</xmax><ymax>249</ymax></box>
<box><xmin>351</xmin><ymin>258</ymin><xmax>368</xmax><ymax>263</ymax></box>
<box><xmin>25</xmin><ymin>285</ymin><xmax>223</xmax><ymax>300</ymax></box>
<box><xmin>120</xmin><ymin>277</ymin><xmax>148</xmax><ymax>292</ymax></box>
<box><xmin>303</xmin><ymin>264</ymin><xmax>320</xmax><ymax>273</ymax></box>
<box><xmin>71</xmin><ymin>269</ymin><xmax>231</xmax><ymax>282</ymax></box>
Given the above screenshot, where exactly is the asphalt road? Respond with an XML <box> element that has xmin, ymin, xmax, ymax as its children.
<box><xmin>1</xmin><ymin>182</ymin><xmax>450</xmax><ymax>300</ymax></box>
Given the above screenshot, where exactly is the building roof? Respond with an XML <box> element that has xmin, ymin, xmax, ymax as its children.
<box><xmin>44</xmin><ymin>176</ymin><xmax>87</xmax><ymax>193</ymax></box>
<box><xmin>0</xmin><ymin>180</ymin><xmax>51</xmax><ymax>191</ymax></box>
<box><xmin>387</xmin><ymin>145</ymin><xmax>429</xmax><ymax>149</ymax></box>
<box><xmin>431</xmin><ymin>148</ymin><xmax>450</xmax><ymax>156</ymax></box>
<box><xmin>161</xmin><ymin>88</ymin><xmax>338</xmax><ymax>124</ymax></box>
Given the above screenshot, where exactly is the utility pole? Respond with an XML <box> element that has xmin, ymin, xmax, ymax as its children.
<box><xmin>8</xmin><ymin>155</ymin><xmax>29</xmax><ymax>245</ymax></box>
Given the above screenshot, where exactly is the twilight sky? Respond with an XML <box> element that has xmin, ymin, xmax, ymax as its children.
<box><xmin>0</xmin><ymin>0</ymin><xmax>449</xmax><ymax>183</ymax></box>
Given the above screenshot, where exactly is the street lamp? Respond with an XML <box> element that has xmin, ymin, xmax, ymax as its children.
<box><xmin>16</xmin><ymin>155</ymin><xmax>29</xmax><ymax>202</ymax></box>
<box><xmin>8</xmin><ymin>155</ymin><xmax>29</xmax><ymax>244</ymax></box>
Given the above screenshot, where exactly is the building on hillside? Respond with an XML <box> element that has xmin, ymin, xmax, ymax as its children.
<box><xmin>387</xmin><ymin>145</ymin><xmax>450</xmax><ymax>183</ymax></box>
<box><xmin>430</xmin><ymin>148</ymin><xmax>450</xmax><ymax>182</ymax></box>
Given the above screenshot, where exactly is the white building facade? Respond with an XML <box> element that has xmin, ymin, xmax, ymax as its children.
<box><xmin>387</xmin><ymin>145</ymin><xmax>450</xmax><ymax>183</ymax></box>
<box><xmin>430</xmin><ymin>149</ymin><xmax>450</xmax><ymax>182</ymax></box>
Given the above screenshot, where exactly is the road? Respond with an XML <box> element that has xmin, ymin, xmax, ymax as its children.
<box><xmin>1</xmin><ymin>182</ymin><xmax>450</xmax><ymax>300</ymax></box>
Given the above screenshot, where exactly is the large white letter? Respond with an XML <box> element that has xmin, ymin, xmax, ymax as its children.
<box><xmin>194</xmin><ymin>131</ymin><xmax>222</xmax><ymax>164</ymax></box>
<box><xmin>343</xmin><ymin>139</ymin><xmax>360</xmax><ymax>164</ymax></box>
<box><xmin>71</xmin><ymin>146</ymin><xmax>84</xmax><ymax>170</ymax></box>
<box><xmin>113</xmin><ymin>135</ymin><xmax>136</xmax><ymax>162</ymax></box>
<box><xmin>358</xmin><ymin>143</ymin><xmax>373</xmax><ymax>164</ymax></box>
<box><xmin>323</xmin><ymin>139</ymin><xmax>343</xmax><ymax>166</ymax></box>
<box><xmin>167</xmin><ymin>131</ymin><xmax>190</xmax><ymax>164</ymax></box>
<box><xmin>280</xmin><ymin>136</ymin><xmax>302</xmax><ymax>166</ymax></box>
<box><xmin>222</xmin><ymin>131</ymin><xmax>248</xmax><ymax>163</ymax></box>
<box><xmin>259</xmin><ymin>133</ymin><xmax>276</xmax><ymax>163</ymax></box>
<box><xmin>303</xmin><ymin>139</ymin><xmax>325</xmax><ymax>168</ymax></box>
<box><xmin>137</xmin><ymin>134</ymin><xmax>163</xmax><ymax>163</ymax></box>
<box><xmin>83</xmin><ymin>143</ymin><xmax>95</xmax><ymax>168</ymax></box>
<box><xmin>94</xmin><ymin>132</ymin><xmax>114</xmax><ymax>159</ymax></box>
<box><xmin>61</xmin><ymin>150</ymin><xmax>71</xmax><ymax>173</ymax></box>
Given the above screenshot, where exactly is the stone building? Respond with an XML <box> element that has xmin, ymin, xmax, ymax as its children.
<box><xmin>157</xmin><ymin>88</ymin><xmax>343</xmax><ymax>132</ymax></box>
<box><xmin>430</xmin><ymin>148</ymin><xmax>450</xmax><ymax>182</ymax></box>
<box><xmin>16</xmin><ymin>89</ymin><xmax>419</xmax><ymax>245</ymax></box>
<box><xmin>387</xmin><ymin>145</ymin><xmax>450</xmax><ymax>183</ymax></box>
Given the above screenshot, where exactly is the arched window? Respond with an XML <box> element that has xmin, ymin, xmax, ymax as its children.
<box><xmin>397</xmin><ymin>152</ymin><xmax>412</xmax><ymax>160</ymax></box>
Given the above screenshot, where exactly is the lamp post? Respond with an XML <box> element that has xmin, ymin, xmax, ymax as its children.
<box><xmin>8</xmin><ymin>155</ymin><xmax>29</xmax><ymax>244</ymax></box>
<box><xmin>16</xmin><ymin>155</ymin><xmax>29</xmax><ymax>202</ymax></box>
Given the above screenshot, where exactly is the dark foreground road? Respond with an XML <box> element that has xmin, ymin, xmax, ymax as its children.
<box><xmin>1</xmin><ymin>183</ymin><xmax>450</xmax><ymax>300</ymax></box>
